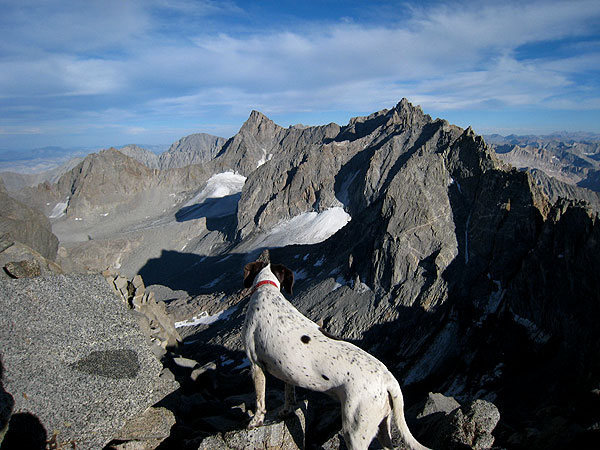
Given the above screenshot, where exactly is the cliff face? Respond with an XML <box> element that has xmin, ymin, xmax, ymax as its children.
<box><xmin>0</xmin><ymin>179</ymin><xmax>58</xmax><ymax>260</ymax></box>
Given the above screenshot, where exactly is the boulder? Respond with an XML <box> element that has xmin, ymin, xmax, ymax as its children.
<box><xmin>104</xmin><ymin>271</ymin><xmax>182</xmax><ymax>355</ymax></box>
<box><xmin>3</xmin><ymin>259</ymin><xmax>41</xmax><ymax>278</ymax></box>
<box><xmin>0</xmin><ymin>274</ymin><xmax>179</xmax><ymax>449</ymax></box>
<box><xmin>448</xmin><ymin>400</ymin><xmax>500</xmax><ymax>449</ymax></box>
<box><xmin>412</xmin><ymin>393</ymin><xmax>500</xmax><ymax>449</ymax></box>
<box><xmin>109</xmin><ymin>406</ymin><xmax>176</xmax><ymax>450</ymax></box>
<box><xmin>0</xmin><ymin>185</ymin><xmax>59</xmax><ymax>261</ymax></box>
<box><xmin>0</xmin><ymin>235</ymin><xmax>63</xmax><ymax>281</ymax></box>
<box><xmin>197</xmin><ymin>401</ymin><xmax>307</xmax><ymax>450</ymax></box>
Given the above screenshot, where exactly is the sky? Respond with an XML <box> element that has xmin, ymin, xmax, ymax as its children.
<box><xmin>1</xmin><ymin>0</ymin><xmax>600</xmax><ymax>152</ymax></box>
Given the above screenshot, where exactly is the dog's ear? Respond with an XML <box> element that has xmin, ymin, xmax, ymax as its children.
<box><xmin>243</xmin><ymin>261</ymin><xmax>267</xmax><ymax>289</ymax></box>
<box><xmin>270</xmin><ymin>264</ymin><xmax>294</xmax><ymax>295</ymax></box>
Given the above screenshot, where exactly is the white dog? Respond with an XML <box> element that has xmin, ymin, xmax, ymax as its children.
<box><xmin>242</xmin><ymin>261</ymin><xmax>429</xmax><ymax>450</ymax></box>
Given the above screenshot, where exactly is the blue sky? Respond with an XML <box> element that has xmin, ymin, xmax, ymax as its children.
<box><xmin>1</xmin><ymin>0</ymin><xmax>599</xmax><ymax>151</ymax></box>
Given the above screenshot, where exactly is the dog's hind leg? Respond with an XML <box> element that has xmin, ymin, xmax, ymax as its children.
<box><xmin>341</xmin><ymin>400</ymin><xmax>385</xmax><ymax>450</ymax></box>
<box><xmin>277</xmin><ymin>383</ymin><xmax>296</xmax><ymax>419</ymax></box>
<box><xmin>247</xmin><ymin>363</ymin><xmax>267</xmax><ymax>429</ymax></box>
<box><xmin>376</xmin><ymin>414</ymin><xmax>394</xmax><ymax>449</ymax></box>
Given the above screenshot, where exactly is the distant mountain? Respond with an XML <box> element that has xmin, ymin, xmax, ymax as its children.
<box><xmin>118</xmin><ymin>144</ymin><xmax>161</xmax><ymax>169</ymax></box>
<box><xmin>0</xmin><ymin>157</ymin><xmax>84</xmax><ymax>191</ymax></box>
<box><xmin>485</xmin><ymin>131</ymin><xmax>600</xmax><ymax>145</ymax></box>
<box><xmin>485</xmin><ymin>133</ymin><xmax>600</xmax><ymax>194</ymax></box>
<box><xmin>158</xmin><ymin>133</ymin><xmax>227</xmax><ymax>169</ymax></box>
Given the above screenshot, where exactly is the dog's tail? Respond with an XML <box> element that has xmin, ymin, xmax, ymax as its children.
<box><xmin>387</xmin><ymin>373</ymin><xmax>430</xmax><ymax>450</ymax></box>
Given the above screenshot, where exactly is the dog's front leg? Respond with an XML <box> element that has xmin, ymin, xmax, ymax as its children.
<box><xmin>277</xmin><ymin>383</ymin><xmax>296</xmax><ymax>419</ymax></box>
<box><xmin>247</xmin><ymin>363</ymin><xmax>266</xmax><ymax>429</ymax></box>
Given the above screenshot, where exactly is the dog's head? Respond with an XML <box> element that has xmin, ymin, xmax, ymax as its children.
<box><xmin>243</xmin><ymin>261</ymin><xmax>294</xmax><ymax>295</ymax></box>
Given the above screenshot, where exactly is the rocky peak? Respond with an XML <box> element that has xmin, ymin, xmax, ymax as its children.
<box><xmin>238</xmin><ymin>110</ymin><xmax>284</xmax><ymax>140</ymax></box>
<box><xmin>159</xmin><ymin>133</ymin><xmax>226</xmax><ymax>170</ymax></box>
<box><xmin>388</xmin><ymin>97</ymin><xmax>431</xmax><ymax>127</ymax></box>
<box><xmin>119</xmin><ymin>144</ymin><xmax>160</xmax><ymax>169</ymax></box>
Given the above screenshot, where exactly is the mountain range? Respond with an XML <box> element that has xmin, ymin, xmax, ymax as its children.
<box><xmin>1</xmin><ymin>99</ymin><xmax>599</xmax><ymax>448</ymax></box>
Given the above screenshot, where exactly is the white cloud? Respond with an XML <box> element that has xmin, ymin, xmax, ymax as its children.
<box><xmin>1</xmin><ymin>0</ymin><xmax>599</xmax><ymax>148</ymax></box>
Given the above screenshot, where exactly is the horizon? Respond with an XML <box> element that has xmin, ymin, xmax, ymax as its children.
<box><xmin>1</xmin><ymin>0</ymin><xmax>599</xmax><ymax>151</ymax></box>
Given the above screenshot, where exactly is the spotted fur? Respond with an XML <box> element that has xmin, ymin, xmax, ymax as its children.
<box><xmin>242</xmin><ymin>263</ymin><xmax>429</xmax><ymax>450</ymax></box>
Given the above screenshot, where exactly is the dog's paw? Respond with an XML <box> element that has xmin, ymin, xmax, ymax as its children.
<box><xmin>247</xmin><ymin>413</ymin><xmax>264</xmax><ymax>429</ymax></box>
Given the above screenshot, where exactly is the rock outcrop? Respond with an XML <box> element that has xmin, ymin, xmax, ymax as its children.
<box><xmin>0</xmin><ymin>274</ymin><xmax>179</xmax><ymax>449</ymax></box>
<box><xmin>411</xmin><ymin>393</ymin><xmax>500</xmax><ymax>449</ymax></box>
<box><xmin>197</xmin><ymin>402</ymin><xmax>307</xmax><ymax>450</ymax></box>
<box><xmin>0</xmin><ymin>180</ymin><xmax>59</xmax><ymax>260</ymax></box>
<box><xmin>104</xmin><ymin>270</ymin><xmax>182</xmax><ymax>356</ymax></box>
<box><xmin>0</xmin><ymin>233</ymin><xmax>63</xmax><ymax>281</ymax></box>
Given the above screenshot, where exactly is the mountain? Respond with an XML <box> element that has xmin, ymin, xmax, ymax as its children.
<box><xmin>486</xmin><ymin>133</ymin><xmax>600</xmax><ymax>194</ymax></box>
<box><xmin>118</xmin><ymin>144</ymin><xmax>161</xmax><ymax>169</ymax></box>
<box><xmin>8</xmin><ymin>100</ymin><xmax>600</xmax><ymax>448</ymax></box>
<box><xmin>158</xmin><ymin>133</ymin><xmax>227</xmax><ymax>170</ymax></box>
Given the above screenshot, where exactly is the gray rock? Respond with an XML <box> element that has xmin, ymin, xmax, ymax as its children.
<box><xmin>0</xmin><ymin>274</ymin><xmax>179</xmax><ymax>449</ymax></box>
<box><xmin>0</xmin><ymin>185</ymin><xmax>58</xmax><ymax>260</ymax></box>
<box><xmin>4</xmin><ymin>259</ymin><xmax>41</xmax><ymax>278</ymax></box>
<box><xmin>105</xmin><ymin>272</ymin><xmax>182</xmax><ymax>350</ymax></box>
<box><xmin>112</xmin><ymin>406</ymin><xmax>176</xmax><ymax>445</ymax></box>
<box><xmin>173</xmin><ymin>356</ymin><xmax>199</xmax><ymax>369</ymax></box>
<box><xmin>416</xmin><ymin>392</ymin><xmax>461</xmax><ymax>419</ymax></box>
<box><xmin>190</xmin><ymin>361</ymin><xmax>217</xmax><ymax>383</ymax></box>
<box><xmin>197</xmin><ymin>401</ymin><xmax>307</xmax><ymax>450</ymax></box>
<box><xmin>0</xmin><ymin>239</ymin><xmax>63</xmax><ymax>281</ymax></box>
<box><xmin>413</xmin><ymin>395</ymin><xmax>500</xmax><ymax>449</ymax></box>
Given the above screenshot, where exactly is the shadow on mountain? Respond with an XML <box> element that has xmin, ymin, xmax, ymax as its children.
<box><xmin>175</xmin><ymin>193</ymin><xmax>241</xmax><ymax>234</ymax></box>
<box><xmin>137</xmin><ymin>246</ymin><xmax>289</xmax><ymax>296</ymax></box>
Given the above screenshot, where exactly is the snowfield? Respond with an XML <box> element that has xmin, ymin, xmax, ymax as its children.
<box><xmin>251</xmin><ymin>207</ymin><xmax>351</xmax><ymax>248</ymax></box>
<box><xmin>178</xmin><ymin>172</ymin><xmax>247</xmax><ymax>220</ymax></box>
<box><xmin>174</xmin><ymin>305</ymin><xmax>237</xmax><ymax>328</ymax></box>
<box><xmin>183</xmin><ymin>172</ymin><xmax>246</xmax><ymax>207</ymax></box>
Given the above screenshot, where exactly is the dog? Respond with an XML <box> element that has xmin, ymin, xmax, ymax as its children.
<box><xmin>242</xmin><ymin>261</ymin><xmax>429</xmax><ymax>450</ymax></box>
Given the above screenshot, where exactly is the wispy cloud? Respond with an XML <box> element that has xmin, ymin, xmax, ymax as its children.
<box><xmin>0</xmin><ymin>0</ymin><xmax>599</xmax><ymax>149</ymax></box>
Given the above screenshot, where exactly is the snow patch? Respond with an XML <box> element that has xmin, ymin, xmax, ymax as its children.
<box><xmin>49</xmin><ymin>197</ymin><xmax>69</xmax><ymax>218</ymax></box>
<box><xmin>332</xmin><ymin>276</ymin><xmax>346</xmax><ymax>291</ymax></box>
<box><xmin>184</xmin><ymin>172</ymin><xmax>246</xmax><ymax>207</ymax></box>
<box><xmin>252</xmin><ymin>207</ymin><xmax>351</xmax><ymax>249</ymax></box>
<box><xmin>256</xmin><ymin>149</ymin><xmax>273</xmax><ymax>168</ymax></box>
<box><xmin>174</xmin><ymin>305</ymin><xmax>237</xmax><ymax>328</ymax></box>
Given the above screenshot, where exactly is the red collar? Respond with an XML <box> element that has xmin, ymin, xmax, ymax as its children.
<box><xmin>252</xmin><ymin>279</ymin><xmax>279</xmax><ymax>293</ymax></box>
